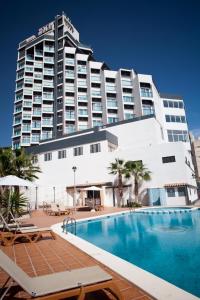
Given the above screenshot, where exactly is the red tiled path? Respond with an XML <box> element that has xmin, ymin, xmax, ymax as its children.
<box><xmin>0</xmin><ymin>209</ymin><xmax>154</xmax><ymax>300</ymax></box>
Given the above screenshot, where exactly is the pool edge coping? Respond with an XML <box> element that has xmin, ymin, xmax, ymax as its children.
<box><xmin>51</xmin><ymin>210</ymin><xmax>199</xmax><ymax>300</ymax></box>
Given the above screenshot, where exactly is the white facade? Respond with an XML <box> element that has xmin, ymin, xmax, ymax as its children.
<box><xmin>26</xmin><ymin>116</ymin><xmax>197</xmax><ymax>208</ymax></box>
<box><xmin>12</xmin><ymin>13</ymin><xmax>190</xmax><ymax>152</ymax></box>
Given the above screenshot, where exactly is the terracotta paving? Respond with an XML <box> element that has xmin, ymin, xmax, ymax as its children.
<box><xmin>0</xmin><ymin>208</ymin><xmax>153</xmax><ymax>300</ymax></box>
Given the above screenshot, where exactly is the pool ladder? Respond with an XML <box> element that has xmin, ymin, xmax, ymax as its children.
<box><xmin>63</xmin><ymin>217</ymin><xmax>76</xmax><ymax>234</ymax></box>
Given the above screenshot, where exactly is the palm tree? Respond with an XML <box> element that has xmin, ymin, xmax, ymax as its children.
<box><xmin>125</xmin><ymin>160</ymin><xmax>151</xmax><ymax>203</ymax></box>
<box><xmin>108</xmin><ymin>158</ymin><xmax>127</xmax><ymax>207</ymax></box>
<box><xmin>0</xmin><ymin>147</ymin><xmax>41</xmax><ymax>217</ymax></box>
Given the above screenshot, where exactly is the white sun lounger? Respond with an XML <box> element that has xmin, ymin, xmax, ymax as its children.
<box><xmin>0</xmin><ymin>249</ymin><xmax>122</xmax><ymax>299</ymax></box>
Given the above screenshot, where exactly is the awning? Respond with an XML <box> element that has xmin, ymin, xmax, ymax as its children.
<box><xmin>164</xmin><ymin>183</ymin><xmax>187</xmax><ymax>188</ymax></box>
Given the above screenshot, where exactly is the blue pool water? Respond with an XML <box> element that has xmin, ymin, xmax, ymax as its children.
<box><xmin>69</xmin><ymin>210</ymin><xmax>200</xmax><ymax>297</ymax></box>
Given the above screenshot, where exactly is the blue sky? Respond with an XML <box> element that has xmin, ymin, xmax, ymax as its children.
<box><xmin>0</xmin><ymin>0</ymin><xmax>200</xmax><ymax>147</ymax></box>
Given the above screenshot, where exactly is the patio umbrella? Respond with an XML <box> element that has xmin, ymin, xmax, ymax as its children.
<box><xmin>0</xmin><ymin>175</ymin><xmax>34</xmax><ymax>219</ymax></box>
<box><xmin>83</xmin><ymin>186</ymin><xmax>102</xmax><ymax>209</ymax></box>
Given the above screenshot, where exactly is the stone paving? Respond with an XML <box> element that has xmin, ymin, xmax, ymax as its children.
<box><xmin>0</xmin><ymin>208</ymin><xmax>153</xmax><ymax>300</ymax></box>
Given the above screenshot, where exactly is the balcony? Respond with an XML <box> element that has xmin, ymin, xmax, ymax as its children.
<box><xmin>123</xmin><ymin>96</ymin><xmax>134</xmax><ymax>103</ymax></box>
<box><xmin>92</xmin><ymin>103</ymin><xmax>102</xmax><ymax>112</ymax></box>
<box><xmin>65</xmin><ymin>58</ymin><xmax>75</xmax><ymax>65</ymax></box>
<box><xmin>65</xmin><ymin>125</ymin><xmax>76</xmax><ymax>134</ymax></box>
<box><xmin>23</xmin><ymin>113</ymin><xmax>32</xmax><ymax>120</ymax></box>
<box><xmin>15</xmin><ymin>94</ymin><xmax>23</xmax><ymax>102</ymax></box>
<box><xmin>79</xmin><ymin>124</ymin><xmax>88</xmax><ymax>131</ymax></box>
<box><xmin>15</xmin><ymin>107</ymin><xmax>22</xmax><ymax>113</ymax></box>
<box><xmin>43</xmin><ymin>107</ymin><xmax>53</xmax><ymax>113</ymax></box>
<box><xmin>142</xmin><ymin>105</ymin><xmax>155</xmax><ymax>115</ymax></box>
<box><xmin>24</xmin><ymin>78</ymin><xmax>33</xmax><ymax>84</ymax></box>
<box><xmin>106</xmin><ymin>85</ymin><xmax>116</xmax><ymax>92</ymax></box>
<box><xmin>13</xmin><ymin>131</ymin><xmax>21</xmax><ymax>137</ymax></box>
<box><xmin>41</xmin><ymin>132</ymin><xmax>53</xmax><ymax>140</ymax></box>
<box><xmin>31</xmin><ymin>135</ymin><xmax>40</xmax><ymax>143</ymax></box>
<box><xmin>91</xmin><ymin>90</ymin><xmax>101</xmax><ymax>97</ymax></box>
<box><xmin>23</xmin><ymin>101</ymin><xmax>32</xmax><ymax>107</ymax></box>
<box><xmin>43</xmin><ymin>93</ymin><xmax>53</xmax><ymax>100</ymax></box>
<box><xmin>22</xmin><ymin>125</ymin><xmax>31</xmax><ymax>132</ymax></box>
<box><xmin>34</xmin><ymin>62</ymin><xmax>43</xmax><ymax>68</ymax></box>
<box><xmin>44</xmin><ymin>69</ymin><xmax>54</xmax><ymax>76</ymax></box>
<box><xmin>107</xmin><ymin>100</ymin><xmax>118</xmax><ymax>108</ymax></box>
<box><xmin>65</xmin><ymin>70</ymin><xmax>74</xmax><ymax>78</ymax></box>
<box><xmin>124</xmin><ymin>112</ymin><xmax>134</xmax><ymax>120</ymax></box>
<box><xmin>34</xmin><ymin>84</ymin><xmax>42</xmax><ymax>92</ymax></box>
<box><xmin>91</xmin><ymin>75</ymin><xmax>101</xmax><ymax>82</ymax></box>
<box><xmin>140</xmin><ymin>88</ymin><xmax>153</xmax><ymax>98</ymax></box>
<box><xmin>121</xmin><ymin>80</ymin><xmax>132</xmax><ymax>87</ymax></box>
<box><xmin>65</xmin><ymin>85</ymin><xmax>75</xmax><ymax>92</ymax></box>
<box><xmin>77</xmin><ymin>66</ymin><xmax>87</xmax><ymax>74</ymax></box>
<box><xmin>33</xmin><ymin>110</ymin><xmax>42</xmax><ymax>116</ymax></box>
<box><xmin>25</xmin><ymin>66</ymin><xmax>33</xmax><ymax>72</ymax></box>
<box><xmin>21</xmin><ymin>137</ymin><xmax>30</xmax><ymax>144</ymax></box>
<box><xmin>78</xmin><ymin>109</ymin><xmax>88</xmax><ymax>116</ymax></box>
<box><xmin>43</xmin><ymin>80</ymin><xmax>54</xmax><ymax>88</ymax></box>
<box><xmin>108</xmin><ymin>117</ymin><xmax>119</xmax><ymax>124</ymax></box>
<box><xmin>14</xmin><ymin>118</ymin><xmax>22</xmax><ymax>125</ymax></box>
<box><xmin>26</xmin><ymin>55</ymin><xmax>34</xmax><ymax>61</ymax></box>
<box><xmin>32</xmin><ymin>122</ymin><xmax>41</xmax><ymax>129</ymax></box>
<box><xmin>35</xmin><ymin>50</ymin><xmax>43</xmax><ymax>56</ymax></box>
<box><xmin>23</xmin><ymin>89</ymin><xmax>32</xmax><ymax>95</ymax></box>
<box><xmin>78</xmin><ymin>95</ymin><xmax>87</xmax><ymax>102</ymax></box>
<box><xmin>34</xmin><ymin>73</ymin><xmax>43</xmax><ymax>79</ymax></box>
<box><xmin>65</xmin><ymin>98</ymin><xmax>75</xmax><ymax>106</ymax></box>
<box><xmin>42</xmin><ymin>119</ymin><xmax>53</xmax><ymax>126</ymax></box>
<box><xmin>44</xmin><ymin>46</ymin><xmax>55</xmax><ymax>53</ymax></box>
<box><xmin>78</xmin><ymin>80</ymin><xmax>87</xmax><ymax>87</ymax></box>
<box><xmin>65</xmin><ymin>111</ymin><xmax>75</xmax><ymax>120</ymax></box>
<box><xmin>33</xmin><ymin>96</ymin><xmax>42</xmax><ymax>104</ymax></box>
<box><xmin>93</xmin><ymin>120</ymin><xmax>103</xmax><ymax>127</ymax></box>
<box><xmin>44</xmin><ymin>57</ymin><xmax>54</xmax><ymax>64</ymax></box>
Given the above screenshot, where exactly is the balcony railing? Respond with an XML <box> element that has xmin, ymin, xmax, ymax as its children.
<box><xmin>65</xmin><ymin>71</ymin><xmax>74</xmax><ymax>78</ymax></box>
<box><xmin>44</xmin><ymin>57</ymin><xmax>54</xmax><ymax>63</ymax></box>
<box><xmin>42</xmin><ymin>119</ymin><xmax>53</xmax><ymax>126</ymax></box>
<box><xmin>65</xmin><ymin>112</ymin><xmax>75</xmax><ymax>119</ymax></box>
<box><xmin>43</xmin><ymin>93</ymin><xmax>53</xmax><ymax>100</ymax></box>
<box><xmin>140</xmin><ymin>88</ymin><xmax>153</xmax><ymax>98</ymax></box>
<box><xmin>44</xmin><ymin>69</ymin><xmax>54</xmax><ymax>75</ymax></box>
<box><xmin>33</xmin><ymin>96</ymin><xmax>42</xmax><ymax>103</ymax></box>
<box><xmin>78</xmin><ymin>109</ymin><xmax>88</xmax><ymax>116</ymax></box>
<box><xmin>21</xmin><ymin>137</ymin><xmax>30</xmax><ymax>144</ymax></box>
<box><xmin>92</xmin><ymin>104</ymin><xmax>102</xmax><ymax>111</ymax></box>
<box><xmin>43</xmin><ymin>107</ymin><xmax>53</xmax><ymax>113</ymax></box>
<box><xmin>43</xmin><ymin>81</ymin><xmax>54</xmax><ymax>87</ymax></box>
<box><xmin>65</xmin><ymin>59</ymin><xmax>75</xmax><ymax>65</ymax></box>
<box><xmin>65</xmin><ymin>125</ymin><xmax>76</xmax><ymax>134</ymax></box>
<box><xmin>22</xmin><ymin>125</ymin><xmax>31</xmax><ymax>132</ymax></box>
<box><xmin>32</xmin><ymin>110</ymin><xmax>41</xmax><ymax>116</ymax></box>
<box><xmin>31</xmin><ymin>135</ymin><xmax>40</xmax><ymax>142</ymax></box>
<box><xmin>123</xmin><ymin>96</ymin><xmax>134</xmax><ymax>103</ymax></box>
<box><xmin>35</xmin><ymin>50</ymin><xmax>43</xmax><ymax>56</ymax></box>
<box><xmin>44</xmin><ymin>47</ymin><xmax>55</xmax><ymax>52</ymax></box>
<box><xmin>107</xmin><ymin>100</ymin><xmax>118</xmax><ymax>108</ymax></box>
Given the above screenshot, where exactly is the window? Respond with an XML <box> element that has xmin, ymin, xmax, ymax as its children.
<box><xmin>162</xmin><ymin>156</ymin><xmax>176</xmax><ymax>163</ymax></box>
<box><xmin>167</xmin><ymin>130</ymin><xmax>189</xmax><ymax>142</ymax></box>
<box><xmin>163</xmin><ymin>100</ymin><xmax>184</xmax><ymax>109</ymax></box>
<box><xmin>58</xmin><ymin>150</ymin><xmax>66</xmax><ymax>159</ymax></box>
<box><xmin>165</xmin><ymin>115</ymin><xmax>186</xmax><ymax>123</ymax></box>
<box><xmin>32</xmin><ymin>155</ymin><xmax>38</xmax><ymax>164</ymax></box>
<box><xmin>178</xmin><ymin>187</ymin><xmax>186</xmax><ymax>197</ymax></box>
<box><xmin>167</xmin><ymin>188</ymin><xmax>175</xmax><ymax>197</ymax></box>
<box><xmin>44</xmin><ymin>152</ymin><xmax>52</xmax><ymax>161</ymax></box>
<box><xmin>74</xmin><ymin>147</ymin><xmax>83</xmax><ymax>156</ymax></box>
<box><xmin>90</xmin><ymin>143</ymin><xmax>101</xmax><ymax>153</ymax></box>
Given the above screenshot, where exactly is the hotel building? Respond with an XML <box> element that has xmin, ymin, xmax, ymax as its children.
<box><xmin>13</xmin><ymin>13</ymin><xmax>197</xmax><ymax>206</ymax></box>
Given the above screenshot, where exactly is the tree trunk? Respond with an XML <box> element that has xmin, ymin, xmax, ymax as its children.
<box><xmin>118</xmin><ymin>173</ymin><xmax>123</xmax><ymax>207</ymax></box>
<box><xmin>134</xmin><ymin>177</ymin><xmax>139</xmax><ymax>203</ymax></box>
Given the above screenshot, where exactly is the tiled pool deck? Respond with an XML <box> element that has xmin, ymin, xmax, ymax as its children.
<box><xmin>0</xmin><ymin>208</ymin><xmax>153</xmax><ymax>299</ymax></box>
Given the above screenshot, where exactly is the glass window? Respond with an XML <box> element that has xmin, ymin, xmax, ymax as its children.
<box><xmin>163</xmin><ymin>100</ymin><xmax>168</xmax><ymax>107</ymax></box>
<box><xmin>44</xmin><ymin>152</ymin><xmax>52</xmax><ymax>161</ymax></box>
<box><xmin>165</xmin><ymin>115</ymin><xmax>170</xmax><ymax>122</ymax></box>
<box><xmin>162</xmin><ymin>156</ymin><xmax>176</xmax><ymax>163</ymax></box>
<box><xmin>178</xmin><ymin>187</ymin><xmax>186</xmax><ymax>197</ymax></box>
<box><xmin>74</xmin><ymin>147</ymin><xmax>83</xmax><ymax>156</ymax></box>
<box><xmin>167</xmin><ymin>188</ymin><xmax>175</xmax><ymax>197</ymax></box>
<box><xmin>90</xmin><ymin>143</ymin><xmax>101</xmax><ymax>153</ymax></box>
<box><xmin>58</xmin><ymin>150</ymin><xmax>66</xmax><ymax>159</ymax></box>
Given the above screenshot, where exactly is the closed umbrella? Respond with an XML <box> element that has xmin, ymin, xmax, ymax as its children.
<box><xmin>83</xmin><ymin>186</ymin><xmax>102</xmax><ymax>209</ymax></box>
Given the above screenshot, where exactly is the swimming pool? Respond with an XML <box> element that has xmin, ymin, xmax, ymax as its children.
<box><xmin>68</xmin><ymin>209</ymin><xmax>200</xmax><ymax>298</ymax></box>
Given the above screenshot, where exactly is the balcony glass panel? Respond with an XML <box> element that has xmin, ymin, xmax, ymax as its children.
<box><xmin>32</xmin><ymin>121</ymin><xmax>41</xmax><ymax>129</ymax></box>
<box><xmin>44</xmin><ymin>69</ymin><xmax>54</xmax><ymax>75</ymax></box>
<box><xmin>14</xmin><ymin>118</ymin><xmax>21</xmax><ymax>125</ymax></box>
<box><xmin>65</xmin><ymin>85</ymin><xmax>75</xmax><ymax>92</ymax></box>
<box><xmin>78</xmin><ymin>109</ymin><xmax>88</xmax><ymax>116</ymax></box>
<box><xmin>106</xmin><ymin>85</ymin><xmax>116</xmax><ymax>92</ymax></box>
<box><xmin>92</xmin><ymin>103</ymin><xmax>102</xmax><ymax>111</ymax></box>
<box><xmin>16</xmin><ymin>94</ymin><xmax>23</xmax><ymax>101</ymax></box>
<box><xmin>43</xmin><ymin>81</ymin><xmax>54</xmax><ymax>87</ymax></box>
<box><xmin>35</xmin><ymin>50</ymin><xmax>43</xmax><ymax>56</ymax></box>
<box><xmin>23</xmin><ymin>101</ymin><xmax>32</xmax><ymax>107</ymax></box>
<box><xmin>65</xmin><ymin>125</ymin><xmax>76</xmax><ymax>134</ymax></box>
<box><xmin>31</xmin><ymin>135</ymin><xmax>40</xmax><ymax>142</ymax></box>
<box><xmin>65</xmin><ymin>70</ymin><xmax>75</xmax><ymax>78</ymax></box>
<box><xmin>24</xmin><ymin>78</ymin><xmax>33</xmax><ymax>84</ymax></box>
<box><xmin>122</xmin><ymin>80</ymin><xmax>132</xmax><ymax>86</ymax></box>
<box><xmin>78</xmin><ymin>80</ymin><xmax>87</xmax><ymax>87</ymax></box>
<box><xmin>107</xmin><ymin>100</ymin><xmax>118</xmax><ymax>107</ymax></box>
<box><xmin>42</xmin><ymin>119</ymin><xmax>53</xmax><ymax>126</ymax></box>
<box><xmin>78</xmin><ymin>95</ymin><xmax>87</xmax><ymax>101</ymax></box>
<box><xmin>91</xmin><ymin>75</ymin><xmax>101</xmax><ymax>82</ymax></box>
<box><xmin>91</xmin><ymin>90</ymin><xmax>101</xmax><ymax>97</ymax></box>
<box><xmin>44</xmin><ymin>46</ymin><xmax>55</xmax><ymax>52</ymax></box>
<box><xmin>93</xmin><ymin>120</ymin><xmax>103</xmax><ymax>127</ymax></box>
<box><xmin>43</xmin><ymin>93</ymin><xmax>53</xmax><ymax>99</ymax></box>
<box><xmin>25</xmin><ymin>66</ymin><xmax>33</xmax><ymax>72</ymax></box>
<box><xmin>33</xmin><ymin>96</ymin><xmax>42</xmax><ymax>103</ymax></box>
<box><xmin>77</xmin><ymin>66</ymin><xmax>87</xmax><ymax>74</ymax></box>
<box><xmin>123</xmin><ymin>96</ymin><xmax>134</xmax><ymax>103</ymax></box>
<box><xmin>22</xmin><ymin>137</ymin><xmax>30</xmax><ymax>144</ymax></box>
<box><xmin>108</xmin><ymin>117</ymin><xmax>119</xmax><ymax>123</ymax></box>
<box><xmin>124</xmin><ymin>112</ymin><xmax>134</xmax><ymax>119</ymax></box>
<box><xmin>79</xmin><ymin>124</ymin><xmax>88</xmax><ymax>131</ymax></box>
<box><xmin>15</xmin><ymin>106</ymin><xmax>22</xmax><ymax>113</ymax></box>
<box><xmin>26</xmin><ymin>55</ymin><xmax>34</xmax><ymax>61</ymax></box>
<box><xmin>34</xmin><ymin>62</ymin><xmax>43</xmax><ymax>68</ymax></box>
<box><xmin>34</xmin><ymin>84</ymin><xmax>42</xmax><ymax>91</ymax></box>
<box><xmin>43</xmin><ymin>107</ymin><xmax>53</xmax><ymax>113</ymax></box>
<box><xmin>35</xmin><ymin>73</ymin><xmax>43</xmax><ymax>79</ymax></box>
<box><xmin>23</xmin><ymin>114</ymin><xmax>32</xmax><ymax>119</ymax></box>
<box><xmin>65</xmin><ymin>58</ymin><xmax>75</xmax><ymax>65</ymax></box>
<box><xmin>41</xmin><ymin>132</ymin><xmax>53</xmax><ymax>140</ymax></box>
<box><xmin>65</xmin><ymin>98</ymin><xmax>75</xmax><ymax>105</ymax></box>
<box><xmin>142</xmin><ymin>105</ymin><xmax>155</xmax><ymax>115</ymax></box>
<box><xmin>65</xmin><ymin>111</ymin><xmax>75</xmax><ymax>119</ymax></box>
<box><xmin>22</xmin><ymin>125</ymin><xmax>31</xmax><ymax>131</ymax></box>
<box><xmin>33</xmin><ymin>109</ymin><xmax>41</xmax><ymax>116</ymax></box>
<box><xmin>140</xmin><ymin>88</ymin><xmax>153</xmax><ymax>98</ymax></box>
<box><xmin>44</xmin><ymin>57</ymin><xmax>54</xmax><ymax>63</ymax></box>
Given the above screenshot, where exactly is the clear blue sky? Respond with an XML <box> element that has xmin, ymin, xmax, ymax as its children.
<box><xmin>0</xmin><ymin>0</ymin><xmax>200</xmax><ymax>147</ymax></box>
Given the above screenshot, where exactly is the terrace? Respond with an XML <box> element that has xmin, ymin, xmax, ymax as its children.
<box><xmin>0</xmin><ymin>208</ymin><xmax>152</xmax><ymax>300</ymax></box>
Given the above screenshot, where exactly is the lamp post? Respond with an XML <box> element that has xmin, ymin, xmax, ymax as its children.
<box><xmin>53</xmin><ymin>186</ymin><xmax>55</xmax><ymax>203</ymax></box>
<box><xmin>35</xmin><ymin>186</ymin><xmax>38</xmax><ymax>210</ymax></box>
<box><xmin>72</xmin><ymin>166</ymin><xmax>77</xmax><ymax>209</ymax></box>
